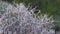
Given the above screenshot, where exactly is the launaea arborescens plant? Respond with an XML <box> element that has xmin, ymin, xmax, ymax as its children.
<box><xmin>0</xmin><ymin>1</ymin><xmax>55</xmax><ymax>34</ymax></box>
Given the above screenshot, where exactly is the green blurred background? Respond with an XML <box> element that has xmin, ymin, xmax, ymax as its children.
<box><xmin>1</xmin><ymin>0</ymin><xmax>60</xmax><ymax>32</ymax></box>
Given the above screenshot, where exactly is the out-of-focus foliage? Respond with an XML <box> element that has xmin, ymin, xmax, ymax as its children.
<box><xmin>1</xmin><ymin>0</ymin><xmax>60</xmax><ymax>32</ymax></box>
<box><xmin>2</xmin><ymin>0</ymin><xmax>42</xmax><ymax>10</ymax></box>
<box><xmin>1</xmin><ymin>0</ymin><xmax>60</xmax><ymax>15</ymax></box>
<box><xmin>0</xmin><ymin>2</ymin><xmax>55</xmax><ymax>34</ymax></box>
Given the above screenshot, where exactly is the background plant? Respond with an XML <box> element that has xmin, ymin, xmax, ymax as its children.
<box><xmin>1</xmin><ymin>0</ymin><xmax>60</xmax><ymax>33</ymax></box>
